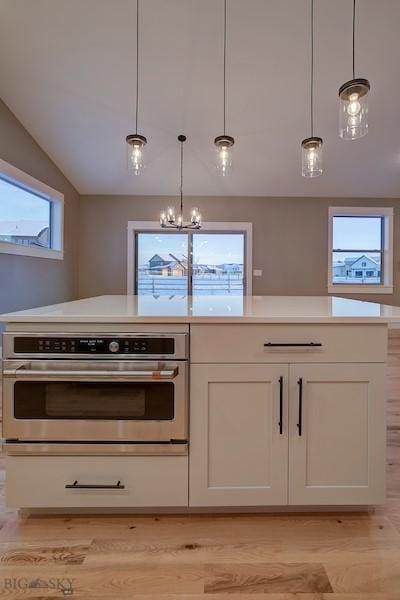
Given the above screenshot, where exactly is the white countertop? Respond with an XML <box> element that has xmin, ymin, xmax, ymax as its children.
<box><xmin>2</xmin><ymin>295</ymin><xmax>400</xmax><ymax>324</ymax></box>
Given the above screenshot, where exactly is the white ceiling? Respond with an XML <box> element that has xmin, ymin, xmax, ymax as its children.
<box><xmin>1</xmin><ymin>0</ymin><xmax>400</xmax><ymax>197</ymax></box>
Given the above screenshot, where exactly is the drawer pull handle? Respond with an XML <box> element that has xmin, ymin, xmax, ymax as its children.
<box><xmin>278</xmin><ymin>376</ymin><xmax>284</xmax><ymax>435</ymax></box>
<box><xmin>264</xmin><ymin>342</ymin><xmax>322</xmax><ymax>348</ymax></box>
<box><xmin>297</xmin><ymin>378</ymin><xmax>303</xmax><ymax>436</ymax></box>
<box><xmin>65</xmin><ymin>480</ymin><xmax>125</xmax><ymax>490</ymax></box>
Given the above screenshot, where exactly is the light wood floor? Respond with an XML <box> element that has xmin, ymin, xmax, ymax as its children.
<box><xmin>0</xmin><ymin>338</ymin><xmax>400</xmax><ymax>598</ymax></box>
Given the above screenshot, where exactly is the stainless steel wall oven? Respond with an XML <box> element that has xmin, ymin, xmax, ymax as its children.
<box><xmin>2</xmin><ymin>332</ymin><xmax>188</xmax><ymax>455</ymax></box>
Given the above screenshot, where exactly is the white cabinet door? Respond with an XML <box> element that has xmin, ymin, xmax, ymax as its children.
<box><xmin>190</xmin><ymin>364</ymin><xmax>289</xmax><ymax>506</ymax></box>
<box><xmin>289</xmin><ymin>363</ymin><xmax>386</xmax><ymax>505</ymax></box>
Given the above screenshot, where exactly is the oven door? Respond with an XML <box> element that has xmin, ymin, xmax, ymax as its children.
<box><xmin>2</xmin><ymin>360</ymin><xmax>187</xmax><ymax>443</ymax></box>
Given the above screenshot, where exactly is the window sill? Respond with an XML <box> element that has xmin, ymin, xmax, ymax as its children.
<box><xmin>328</xmin><ymin>284</ymin><xmax>393</xmax><ymax>295</ymax></box>
<box><xmin>0</xmin><ymin>241</ymin><xmax>63</xmax><ymax>260</ymax></box>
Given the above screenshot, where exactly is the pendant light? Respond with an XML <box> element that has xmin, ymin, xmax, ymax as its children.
<box><xmin>214</xmin><ymin>0</ymin><xmax>234</xmax><ymax>176</ymax></box>
<box><xmin>160</xmin><ymin>135</ymin><xmax>202</xmax><ymax>230</ymax></box>
<box><xmin>301</xmin><ymin>0</ymin><xmax>323</xmax><ymax>178</ymax></box>
<box><xmin>126</xmin><ymin>0</ymin><xmax>147</xmax><ymax>174</ymax></box>
<box><xmin>338</xmin><ymin>0</ymin><xmax>370</xmax><ymax>140</ymax></box>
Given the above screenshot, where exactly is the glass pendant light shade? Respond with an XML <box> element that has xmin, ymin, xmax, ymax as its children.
<box><xmin>126</xmin><ymin>134</ymin><xmax>147</xmax><ymax>175</ymax></box>
<box><xmin>301</xmin><ymin>137</ymin><xmax>323</xmax><ymax>178</ymax></box>
<box><xmin>339</xmin><ymin>78</ymin><xmax>370</xmax><ymax>140</ymax></box>
<box><xmin>214</xmin><ymin>135</ymin><xmax>234</xmax><ymax>176</ymax></box>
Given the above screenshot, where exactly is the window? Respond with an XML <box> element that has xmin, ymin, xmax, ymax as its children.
<box><xmin>128</xmin><ymin>222</ymin><xmax>252</xmax><ymax>295</ymax></box>
<box><xmin>0</xmin><ymin>159</ymin><xmax>63</xmax><ymax>259</ymax></box>
<box><xmin>328</xmin><ymin>207</ymin><xmax>393</xmax><ymax>294</ymax></box>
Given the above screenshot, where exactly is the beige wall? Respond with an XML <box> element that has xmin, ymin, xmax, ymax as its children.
<box><xmin>78</xmin><ymin>195</ymin><xmax>400</xmax><ymax>305</ymax></box>
<box><xmin>0</xmin><ymin>100</ymin><xmax>80</xmax><ymax>314</ymax></box>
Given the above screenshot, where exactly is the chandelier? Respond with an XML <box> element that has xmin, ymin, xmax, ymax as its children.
<box><xmin>160</xmin><ymin>135</ymin><xmax>202</xmax><ymax>230</ymax></box>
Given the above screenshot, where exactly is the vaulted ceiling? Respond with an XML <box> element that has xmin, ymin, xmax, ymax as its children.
<box><xmin>1</xmin><ymin>0</ymin><xmax>400</xmax><ymax>197</ymax></box>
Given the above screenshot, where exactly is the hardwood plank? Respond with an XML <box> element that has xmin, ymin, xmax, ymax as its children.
<box><xmin>0</xmin><ymin>564</ymin><xmax>205</xmax><ymax>596</ymax></box>
<box><xmin>0</xmin><ymin>540</ymin><xmax>91</xmax><ymax>566</ymax></box>
<box><xmin>204</xmin><ymin>562</ymin><xmax>333</xmax><ymax>593</ymax></box>
<box><xmin>326</xmin><ymin>559</ymin><xmax>400</xmax><ymax>593</ymax></box>
<box><xmin>84</xmin><ymin>537</ymin><xmax>400</xmax><ymax>566</ymax></box>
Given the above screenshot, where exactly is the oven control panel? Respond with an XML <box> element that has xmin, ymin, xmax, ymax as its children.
<box><xmin>13</xmin><ymin>336</ymin><xmax>175</xmax><ymax>355</ymax></box>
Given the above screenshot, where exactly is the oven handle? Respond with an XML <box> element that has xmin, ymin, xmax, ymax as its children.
<box><xmin>4</xmin><ymin>365</ymin><xmax>178</xmax><ymax>380</ymax></box>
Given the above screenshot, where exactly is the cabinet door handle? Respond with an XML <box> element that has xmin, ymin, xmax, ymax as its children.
<box><xmin>264</xmin><ymin>342</ymin><xmax>322</xmax><ymax>347</ymax></box>
<box><xmin>278</xmin><ymin>376</ymin><xmax>284</xmax><ymax>434</ymax></box>
<box><xmin>65</xmin><ymin>480</ymin><xmax>125</xmax><ymax>490</ymax></box>
<box><xmin>297</xmin><ymin>378</ymin><xmax>303</xmax><ymax>436</ymax></box>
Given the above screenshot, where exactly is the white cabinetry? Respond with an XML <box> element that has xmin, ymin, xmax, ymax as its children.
<box><xmin>288</xmin><ymin>363</ymin><xmax>385</xmax><ymax>505</ymax></box>
<box><xmin>7</xmin><ymin>456</ymin><xmax>188</xmax><ymax>508</ymax></box>
<box><xmin>189</xmin><ymin>324</ymin><xmax>386</xmax><ymax>507</ymax></box>
<box><xmin>190</xmin><ymin>364</ymin><xmax>289</xmax><ymax>506</ymax></box>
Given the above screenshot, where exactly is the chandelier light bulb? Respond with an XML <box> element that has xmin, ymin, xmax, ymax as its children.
<box><xmin>190</xmin><ymin>208</ymin><xmax>202</xmax><ymax>226</ymax></box>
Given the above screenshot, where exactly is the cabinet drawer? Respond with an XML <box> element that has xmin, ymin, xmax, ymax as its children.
<box><xmin>6</xmin><ymin>456</ymin><xmax>188</xmax><ymax>508</ymax></box>
<box><xmin>190</xmin><ymin>324</ymin><xmax>387</xmax><ymax>363</ymax></box>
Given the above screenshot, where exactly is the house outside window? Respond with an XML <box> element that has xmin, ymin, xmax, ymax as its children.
<box><xmin>328</xmin><ymin>207</ymin><xmax>393</xmax><ymax>294</ymax></box>
<box><xmin>127</xmin><ymin>222</ymin><xmax>252</xmax><ymax>296</ymax></box>
<box><xmin>0</xmin><ymin>159</ymin><xmax>64</xmax><ymax>260</ymax></box>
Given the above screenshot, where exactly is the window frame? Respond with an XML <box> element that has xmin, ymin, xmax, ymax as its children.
<box><xmin>0</xmin><ymin>159</ymin><xmax>64</xmax><ymax>260</ymax></box>
<box><xmin>127</xmin><ymin>221</ymin><xmax>253</xmax><ymax>295</ymax></box>
<box><xmin>328</xmin><ymin>206</ymin><xmax>393</xmax><ymax>294</ymax></box>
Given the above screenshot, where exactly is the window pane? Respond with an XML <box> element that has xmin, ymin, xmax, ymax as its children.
<box><xmin>192</xmin><ymin>233</ymin><xmax>244</xmax><ymax>295</ymax></box>
<box><xmin>0</xmin><ymin>177</ymin><xmax>51</xmax><ymax>248</ymax></box>
<box><xmin>136</xmin><ymin>232</ymin><xmax>188</xmax><ymax>295</ymax></box>
<box><xmin>332</xmin><ymin>251</ymin><xmax>382</xmax><ymax>284</ymax></box>
<box><xmin>332</xmin><ymin>216</ymin><xmax>382</xmax><ymax>250</ymax></box>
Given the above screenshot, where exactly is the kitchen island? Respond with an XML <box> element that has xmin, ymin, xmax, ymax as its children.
<box><xmin>2</xmin><ymin>294</ymin><xmax>400</xmax><ymax>512</ymax></box>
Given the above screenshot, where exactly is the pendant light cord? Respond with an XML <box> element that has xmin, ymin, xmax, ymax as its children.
<box><xmin>310</xmin><ymin>0</ymin><xmax>314</xmax><ymax>137</ymax></box>
<box><xmin>223</xmin><ymin>0</ymin><xmax>227</xmax><ymax>135</ymax></box>
<box><xmin>352</xmin><ymin>0</ymin><xmax>356</xmax><ymax>79</ymax></box>
<box><xmin>180</xmin><ymin>139</ymin><xmax>184</xmax><ymax>216</ymax></box>
<box><xmin>135</xmin><ymin>0</ymin><xmax>139</xmax><ymax>133</ymax></box>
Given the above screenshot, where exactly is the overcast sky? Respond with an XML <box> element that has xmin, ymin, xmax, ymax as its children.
<box><xmin>333</xmin><ymin>217</ymin><xmax>381</xmax><ymax>250</ymax></box>
<box><xmin>0</xmin><ymin>178</ymin><xmax>50</xmax><ymax>233</ymax></box>
<box><xmin>137</xmin><ymin>233</ymin><xmax>244</xmax><ymax>266</ymax></box>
